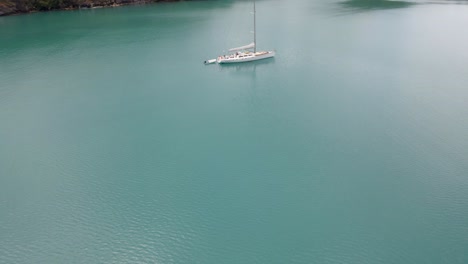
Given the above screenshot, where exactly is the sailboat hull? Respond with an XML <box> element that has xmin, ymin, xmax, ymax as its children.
<box><xmin>217</xmin><ymin>51</ymin><xmax>275</xmax><ymax>64</ymax></box>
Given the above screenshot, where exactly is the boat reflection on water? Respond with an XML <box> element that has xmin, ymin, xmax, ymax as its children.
<box><xmin>217</xmin><ymin>57</ymin><xmax>276</xmax><ymax>76</ymax></box>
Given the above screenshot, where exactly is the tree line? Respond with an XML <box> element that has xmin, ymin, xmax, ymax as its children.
<box><xmin>1</xmin><ymin>0</ymin><xmax>173</xmax><ymax>15</ymax></box>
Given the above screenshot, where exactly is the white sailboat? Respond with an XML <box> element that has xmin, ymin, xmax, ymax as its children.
<box><xmin>206</xmin><ymin>0</ymin><xmax>275</xmax><ymax>65</ymax></box>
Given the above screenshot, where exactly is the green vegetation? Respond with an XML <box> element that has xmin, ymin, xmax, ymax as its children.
<box><xmin>0</xmin><ymin>0</ymin><xmax>16</xmax><ymax>15</ymax></box>
<box><xmin>0</xmin><ymin>0</ymin><xmax>174</xmax><ymax>15</ymax></box>
<box><xmin>3</xmin><ymin>0</ymin><xmax>83</xmax><ymax>12</ymax></box>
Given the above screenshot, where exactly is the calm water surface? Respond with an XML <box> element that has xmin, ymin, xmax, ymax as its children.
<box><xmin>1</xmin><ymin>0</ymin><xmax>468</xmax><ymax>263</ymax></box>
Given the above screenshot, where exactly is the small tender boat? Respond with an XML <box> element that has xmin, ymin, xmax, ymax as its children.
<box><xmin>204</xmin><ymin>59</ymin><xmax>217</xmax><ymax>65</ymax></box>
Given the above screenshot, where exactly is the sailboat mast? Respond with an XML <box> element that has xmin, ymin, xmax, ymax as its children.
<box><xmin>253</xmin><ymin>0</ymin><xmax>256</xmax><ymax>53</ymax></box>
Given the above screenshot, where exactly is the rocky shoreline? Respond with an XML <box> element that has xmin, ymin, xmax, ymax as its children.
<box><xmin>0</xmin><ymin>0</ymin><xmax>181</xmax><ymax>16</ymax></box>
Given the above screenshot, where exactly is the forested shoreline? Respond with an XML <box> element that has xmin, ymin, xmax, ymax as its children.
<box><xmin>0</xmin><ymin>0</ymin><xmax>180</xmax><ymax>16</ymax></box>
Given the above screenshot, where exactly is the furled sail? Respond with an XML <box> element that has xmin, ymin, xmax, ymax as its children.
<box><xmin>229</xmin><ymin>42</ymin><xmax>255</xmax><ymax>52</ymax></box>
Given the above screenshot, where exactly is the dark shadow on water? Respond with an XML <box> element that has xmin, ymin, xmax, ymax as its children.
<box><xmin>333</xmin><ymin>0</ymin><xmax>468</xmax><ymax>15</ymax></box>
<box><xmin>339</xmin><ymin>0</ymin><xmax>414</xmax><ymax>12</ymax></box>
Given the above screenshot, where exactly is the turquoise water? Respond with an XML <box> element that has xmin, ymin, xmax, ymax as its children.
<box><xmin>1</xmin><ymin>0</ymin><xmax>468</xmax><ymax>263</ymax></box>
